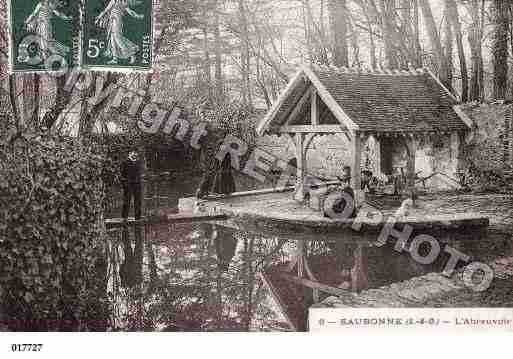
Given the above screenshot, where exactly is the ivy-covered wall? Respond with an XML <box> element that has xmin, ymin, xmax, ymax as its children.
<box><xmin>0</xmin><ymin>133</ymin><xmax>110</xmax><ymax>330</ymax></box>
<box><xmin>462</xmin><ymin>103</ymin><xmax>513</xmax><ymax>173</ymax></box>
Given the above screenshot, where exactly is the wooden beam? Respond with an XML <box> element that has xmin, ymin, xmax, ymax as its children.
<box><xmin>294</xmin><ymin>133</ymin><xmax>306</xmax><ymax>201</ymax></box>
<box><xmin>302</xmin><ymin>66</ymin><xmax>359</xmax><ymax>131</ymax></box>
<box><xmin>452</xmin><ymin>105</ymin><xmax>473</xmax><ymax>129</ymax></box>
<box><xmin>351</xmin><ymin>132</ymin><xmax>362</xmax><ymax>204</ymax></box>
<box><xmin>284</xmin><ymin>86</ymin><xmax>314</xmax><ymax>126</ymax></box>
<box><xmin>371</xmin><ymin>134</ymin><xmax>381</xmax><ymax>177</ymax></box>
<box><xmin>105</xmin><ymin>213</ymin><xmax>229</xmax><ymax>229</ymax></box>
<box><xmin>279</xmin><ymin>125</ymin><xmax>347</xmax><ymax>133</ymax></box>
<box><xmin>297</xmin><ymin>242</ymin><xmax>304</xmax><ymax>278</ymax></box>
<box><xmin>406</xmin><ymin>137</ymin><xmax>417</xmax><ymax>196</ymax></box>
<box><xmin>257</xmin><ymin>69</ymin><xmax>306</xmax><ymax>136</ymax></box>
<box><xmin>351</xmin><ymin>244</ymin><xmax>369</xmax><ymax>292</ymax></box>
<box><xmin>279</xmin><ymin>273</ymin><xmax>349</xmax><ymax>297</ymax></box>
<box><xmin>304</xmin><ymin>133</ymin><xmax>317</xmax><ymax>153</ymax></box>
<box><xmin>311</xmin><ymin>90</ymin><xmax>318</xmax><ymax>125</ymax></box>
<box><xmin>259</xmin><ymin>272</ymin><xmax>299</xmax><ymax>331</ymax></box>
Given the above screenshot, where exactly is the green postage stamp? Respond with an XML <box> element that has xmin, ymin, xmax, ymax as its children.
<box><xmin>82</xmin><ymin>0</ymin><xmax>154</xmax><ymax>72</ymax></box>
<box><xmin>8</xmin><ymin>0</ymin><xmax>80</xmax><ymax>73</ymax></box>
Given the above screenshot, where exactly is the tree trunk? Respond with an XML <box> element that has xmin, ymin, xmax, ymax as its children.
<box><xmin>328</xmin><ymin>0</ymin><xmax>349</xmax><ymax>67</ymax></box>
<box><xmin>469</xmin><ymin>0</ymin><xmax>484</xmax><ymax>101</ymax></box>
<box><xmin>348</xmin><ymin>20</ymin><xmax>360</xmax><ymax>67</ymax></box>
<box><xmin>213</xmin><ymin>0</ymin><xmax>224</xmax><ymax>102</ymax></box>
<box><xmin>492</xmin><ymin>0</ymin><xmax>509</xmax><ymax>100</ymax></box>
<box><xmin>412</xmin><ymin>0</ymin><xmax>422</xmax><ymax>67</ymax></box>
<box><xmin>400</xmin><ymin>0</ymin><xmax>418</xmax><ymax>67</ymax></box>
<box><xmin>379</xmin><ymin>0</ymin><xmax>399</xmax><ymax>69</ymax></box>
<box><xmin>8</xmin><ymin>74</ymin><xmax>21</xmax><ymax>129</ymax></box>
<box><xmin>32</xmin><ymin>74</ymin><xmax>40</xmax><ymax>125</ymax></box>
<box><xmin>20</xmin><ymin>74</ymin><xmax>40</xmax><ymax>127</ymax></box>
<box><xmin>202</xmin><ymin>17</ymin><xmax>212</xmax><ymax>95</ymax></box>
<box><xmin>238</xmin><ymin>0</ymin><xmax>252</xmax><ymax>106</ymax></box>
<box><xmin>304</xmin><ymin>0</ymin><xmax>329</xmax><ymax>65</ymax></box>
<box><xmin>443</xmin><ymin>1</ymin><xmax>453</xmax><ymax>93</ymax></box>
<box><xmin>364</xmin><ymin>12</ymin><xmax>377</xmax><ymax>69</ymax></box>
<box><xmin>419</xmin><ymin>0</ymin><xmax>448</xmax><ymax>88</ymax></box>
<box><xmin>447</xmin><ymin>0</ymin><xmax>468</xmax><ymax>102</ymax></box>
<box><xmin>42</xmin><ymin>75</ymin><xmax>74</xmax><ymax>130</ymax></box>
<box><xmin>302</xmin><ymin>0</ymin><xmax>313</xmax><ymax>63</ymax></box>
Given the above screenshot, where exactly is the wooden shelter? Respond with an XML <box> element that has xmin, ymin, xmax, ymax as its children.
<box><xmin>257</xmin><ymin>65</ymin><xmax>472</xmax><ymax>202</ymax></box>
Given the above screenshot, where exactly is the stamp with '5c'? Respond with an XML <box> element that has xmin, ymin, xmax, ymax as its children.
<box><xmin>81</xmin><ymin>0</ymin><xmax>153</xmax><ymax>72</ymax></box>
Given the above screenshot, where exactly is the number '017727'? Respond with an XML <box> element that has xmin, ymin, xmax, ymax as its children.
<box><xmin>11</xmin><ymin>344</ymin><xmax>43</xmax><ymax>352</ymax></box>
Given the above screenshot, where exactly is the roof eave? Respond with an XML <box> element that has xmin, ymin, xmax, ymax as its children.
<box><xmin>452</xmin><ymin>105</ymin><xmax>474</xmax><ymax>129</ymax></box>
<box><xmin>256</xmin><ymin>65</ymin><xmax>360</xmax><ymax>136</ymax></box>
<box><xmin>256</xmin><ymin>69</ymin><xmax>306</xmax><ymax>136</ymax></box>
<box><xmin>425</xmin><ymin>68</ymin><xmax>460</xmax><ymax>103</ymax></box>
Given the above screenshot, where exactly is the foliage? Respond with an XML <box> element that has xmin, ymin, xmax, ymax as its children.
<box><xmin>461</xmin><ymin>162</ymin><xmax>513</xmax><ymax>193</ymax></box>
<box><xmin>198</xmin><ymin>101</ymin><xmax>259</xmax><ymax>148</ymax></box>
<box><xmin>0</xmin><ymin>131</ymin><xmax>110</xmax><ymax>330</ymax></box>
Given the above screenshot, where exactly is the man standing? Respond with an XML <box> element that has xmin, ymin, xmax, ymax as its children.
<box><xmin>121</xmin><ymin>150</ymin><xmax>144</xmax><ymax>220</ymax></box>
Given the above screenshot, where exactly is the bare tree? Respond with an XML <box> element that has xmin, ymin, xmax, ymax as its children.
<box><xmin>213</xmin><ymin>0</ymin><xmax>224</xmax><ymax>102</ymax></box>
<box><xmin>380</xmin><ymin>0</ymin><xmax>400</xmax><ymax>69</ymax></box>
<box><xmin>328</xmin><ymin>0</ymin><xmax>349</xmax><ymax>67</ymax></box>
<box><xmin>443</xmin><ymin>1</ymin><xmax>453</xmax><ymax>92</ymax></box>
<box><xmin>447</xmin><ymin>0</ymin><xmax>468</xmax><ymax>102</ymax></box>
<box><xmin>468</xmin><ymin>0</ymin><xmax>485</xmax><ymax>102</ymax></box>
<box><xmin>419</xmin><ymin>0</ymin><xmax>449</xmax><ymax>89</ymax></box>
<box><xmin>492</xmin><ymin>0</ymin><xmax>509</xmax><ymax>100</ymax></box>
<box><xmin>238</xmin><ymin>0</ymin><xmax>252</xmax><ymax>106</ymax></box>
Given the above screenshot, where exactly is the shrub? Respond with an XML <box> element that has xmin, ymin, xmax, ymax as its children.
<box><xmin>0</xmin><ymin>132</ymin><xmax>110</xmax><ymax>331</ymax></box>
<box><xmin>198</xmin><ymin>102</ymin><xmax>259</xmax><ymax>148</ymax></box>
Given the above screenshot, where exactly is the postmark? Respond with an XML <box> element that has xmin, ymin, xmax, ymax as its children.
<box><xmin>8</xmin><ymin>0</ymin><xmax>80</xmax><ymax>73</ymax></box>
<box><xmin>81</xmin><ymin>0</ymin><xmax>153</xmax><ymax>72</ymax></box>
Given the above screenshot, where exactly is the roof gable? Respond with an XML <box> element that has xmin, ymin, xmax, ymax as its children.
<box><xmin>257</xmin><ymin>65</ymin><xmax>470</xmax><ymax>136</ymax></box>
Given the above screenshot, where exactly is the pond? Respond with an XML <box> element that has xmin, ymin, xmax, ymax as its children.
<box><xmin>105</xmin><ymin>191</ymin><xmax>513</xmax><ymax>331</ymax></box>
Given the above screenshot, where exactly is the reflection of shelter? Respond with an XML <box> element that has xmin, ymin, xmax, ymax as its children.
<box><xmin>257</xmin><ymin>65</ymin><xmax>472</xmax><ymax>200</ymax></box>
<box><xmin>260</xmin><ymin>240</ymin><xmax>426</xmax><ymax>331</ymax></box>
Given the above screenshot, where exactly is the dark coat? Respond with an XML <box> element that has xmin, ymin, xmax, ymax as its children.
<box><xmin>212</xmin><ymin>153</ymin><xmax>236</xmax><ymax>195</ymax></box>
<box><xmin>120</xmin><ymin>159</ymin><xmax>143</xmax><ymax>185</ymax></box>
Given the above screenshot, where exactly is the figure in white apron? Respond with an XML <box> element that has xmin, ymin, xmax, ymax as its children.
<box><xmin>23</xmin><ymin>0</ymin><xmax>72</xmax><ymax>61</ymax></box>
<box><xmin>95</xmin><ymin>0</ymin><xmax>144</xmax><ymax>65</ymax></box>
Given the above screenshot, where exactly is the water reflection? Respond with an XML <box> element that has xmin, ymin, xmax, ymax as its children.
<box><xmin>106</xmin><ymin>221</ymin><xmax>513</xmax><ymax>332</ymax></box>
<box><xmin>107</xmin><ymin>223</ymin><xmax>294</xmax><ymax>331</ymax></box>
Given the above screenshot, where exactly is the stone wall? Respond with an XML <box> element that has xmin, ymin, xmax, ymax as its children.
<box><xmin>258</xmin><ymin>132</ymin><xmax>460</xmax><ymax>191</ymax></box>
<box><xmin>256</xmin><ymin>104</ymin><xmax>513</xmax><ymax>192</ymax></box>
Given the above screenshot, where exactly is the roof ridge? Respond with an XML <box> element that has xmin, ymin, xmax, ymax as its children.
<box><xmin>311</xmin><ymin>63</ymin><xmax>429</xmax><ymax>76</ymax></box>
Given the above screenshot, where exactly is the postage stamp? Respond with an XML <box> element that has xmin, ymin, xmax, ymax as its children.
<box><xmin>81</xmin><ymin>0</ymin><xmax>154</xmax><ymax>72</ymax></box>
<box><xmin>8</xmin><ymin>0</ymin><xmax>80</xmax><ymax>73</ymax></box>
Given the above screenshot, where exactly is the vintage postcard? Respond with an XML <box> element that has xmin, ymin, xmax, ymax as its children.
<box><xmin>81</xmin><ymin>0</ymin><xmax>153</xmax><ymax>72</ymax></box>
<box><xmin>1</xmin><ymin>0</ymin><xmax>513</xmax><ymax>356</ymax></box>
<box><xmin>7</xmin><ymin>0</ymin><xmax>80</xmax><ymax>73</ymax></box>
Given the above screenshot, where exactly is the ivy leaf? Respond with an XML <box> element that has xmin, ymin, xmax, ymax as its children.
<box><xmin>24</xmin><ymin>292</ymin><xmax>34</xmax><ymax>303</ymax></box>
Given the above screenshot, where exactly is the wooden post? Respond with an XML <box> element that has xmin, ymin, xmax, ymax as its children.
<box><xmin>294</xmin><ymin>133</ymin><xmax>306</xmax><ymax>202</ymax></box>
<box><xmin>351</xmin><ymin>244</ymin><xmax>369</xmax><ymax>292</ymax></box>
<box><xmin>373</xmin><ymin>134</ymin><xmax>381</xmax><ymax>177</ymax></box>
<box><xmin>311</xmin><ymin>90</ymin><xmax>318</xmax><ymax>125</ymax></box>
<box><xmin>406</xmin><ymin>137</ymin><xmax>417</xmax><ymax>198</ymax></box>
<box><xmin>450</xmin><ymin>132</ymin><xmax>460</xmax><ymax>176</ymax></box>
<box><xmin>351</xmin><ymin>132</ymin><xmax>363</xmax><ymax>205</ymax></box>
<box><xmin>297</xmin><ymin>241</ymin><xmax>304</xmax><ymax>278</ymax></box>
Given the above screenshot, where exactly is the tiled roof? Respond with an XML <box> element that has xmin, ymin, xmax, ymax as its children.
<box><xmin>260</xmin><ymin>65</ymin><xmax>469</xmax><ymax>134</ymax></box>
